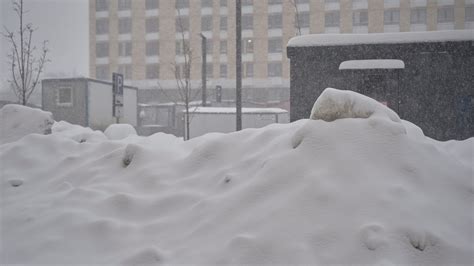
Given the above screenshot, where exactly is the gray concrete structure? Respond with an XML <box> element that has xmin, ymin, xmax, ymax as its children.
<box><xmin>287</xmin><ymin>30</ymin><xmax>473</xmax><ymax>140</ymax></box>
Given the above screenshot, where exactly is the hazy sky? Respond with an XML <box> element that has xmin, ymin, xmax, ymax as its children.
<box><xmin>1</xmin><ymin>0</ymin><xmax>88</xmax><ymax>92</ymax></box>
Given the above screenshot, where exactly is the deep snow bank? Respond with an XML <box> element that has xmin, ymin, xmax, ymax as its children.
<box><xmin>0</xmin><ymin>104</ymin><xmax>54</xmax><ymax>144</ymax></box>
<box><xmin>1</xmin><ymin>89</ymin><xmax>472</xmax><ymax>265</ymax></box>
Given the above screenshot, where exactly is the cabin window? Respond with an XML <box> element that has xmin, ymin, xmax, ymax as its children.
<box><xmin>56</xmin><ymin>87</ymin><xmax>73</xmax><ymax>107</ymax></box>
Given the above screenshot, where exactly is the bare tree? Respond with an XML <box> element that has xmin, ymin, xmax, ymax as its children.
<box><xmin>3</xmin><ymin>0</ymin><xmax>49</xmax><ymax>106</ymax></box>
<box><xmin>157</xmin><ymin>8</ymin><xmax>200</xmax><ymax>140</ymax></box>
<box><xmin>290</xmin><ymin>0</ymin><xmax>302</xmax><ymax>36</ymax></box>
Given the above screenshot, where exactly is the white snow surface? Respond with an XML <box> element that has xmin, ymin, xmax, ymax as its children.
<box><xmin>1</xmin><ymin>91</ymin><xmax>473</xmax><ymax>265</ymax></box>
<box><xmin>287</xmin><ymin>30</ymin><xmax>474</xmax><ymax>47</ymax></box>
<box><xmin>0</xmin><ymin>104</ymin><xmax>54</xmax><ymax>144</ymax></box>
<box><xmin>104</xmin><ymin>123</ymin><xmax>138</xmax><ymax>140</ymax></box>
<box><xmin>339</xmin><ymin>59</ymin><xmax>405</xmax><ymax>70</ymax></box>
<box><xmin>189</xmin><ymin>107</ymin><xmax>288</xmax><ymax>114</ymax></box>
<box><xmin>310</xmin><ymin>88</ymin><xmax>401</xmax><ymax>123</ymax></box>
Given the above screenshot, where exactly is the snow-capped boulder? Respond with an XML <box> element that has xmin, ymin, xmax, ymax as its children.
<box><xmin>0</xmin><ymin>104</ymin><xmax>54</xmax><ymax>144</ymax></box>
<box><xmin>104</xmin><ymin>123</ymin><xmax>137</xmax><ymax>140</ymax></box>
<box><xmin>310</xmin><ymin>88</ymin><xmax>401</xmax><ymax>123</ymax></box>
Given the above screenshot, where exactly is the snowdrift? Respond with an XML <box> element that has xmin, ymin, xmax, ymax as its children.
<box><xmin>0</xmin><ymin>104</ymin><xmax>54</xmax><ymax>144</ymax></box>
<box><xmin>1</xmin><ymin>89</ymin><xmax>472</xmax><ymax>265</ymax></box>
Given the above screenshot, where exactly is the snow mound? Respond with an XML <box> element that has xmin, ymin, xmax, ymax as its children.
<box><xmin>1</xmin><ymin>105</ymin><xmax>472</xmax><ymax>264</ymax></box>
<box><xmin>52</xmin><ymin>121</ymin><xmax>107</xmax><ymax>143</ymax></box>
<box><xmin>0</xmin><ymin>104</ymin><xmax>54</xmax><ymax>144</ymax></box>
<box><xmin>104</xmin><ymin>124</ymin><xmax>137</xmax><ymax>140</ymax></box>
<box><xmin>310</xmin><ymin>88</ymin><xmax>401</xmax><ymax>123</ymax></box>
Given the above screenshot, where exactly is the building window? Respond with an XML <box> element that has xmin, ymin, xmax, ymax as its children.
<box><xmin>176</xmin><ymin>16</ymin><xmax>190</xmax><ymax>32</ymax></box>
<box><xmin>220</xmin><ymin>0</ymin><xmax>227</xmax><ymax>7</ymax></box>
<box><xmin>220</xmin><ymin>40</ymin><xmax>227</xmax><ymax>54</ymax></box>
<box><xmin>56</xmin><ymin>87</ymin><xmax>73</xmax><ymax>106</ymax></box>
<box><xmin>268</xmin><ymin>62</ymin><xmax>282</xmax><ymax>77</ymax></box>
<box><xmin>202</xmin><ymin>15</ymin><xmax>213</xmax><ymax>31</ymax></box>
<box><xmin>146</xmin><ymin>17</ymin><xmax>159</xmax><ymax>33</ymax></box>
<box><xmin>268</xmin><ymin>13</ymin><xmax>282</xmax><ymax>29</ymax></box>
<box><xmin>96</xmin><ymin>0</ymin><xmax>108</xmax><ymax>12</ymax></box>
<box><xmin>244</xmin><ymin>62</ymin><xmax>253</xmax><ymax>78</ymax></box>
<box><xmin>176</xmin><ymin>40</ymin><xmax>189</xmax><ymax>55</ymax></box>
<box><xmin>220</xmin><ymin>64</ymin><xmax>227</xmax><ymax>78</ymax></box>
<box><xmin>325</xmin><ymin>11</ymin><xmax>340</xmax><ymax>27</ymax></box>
<box><xmin>242</xmin><ymin>38</ymin><xmax>253</xmax><ymax>54</ymax></box>
<box><xmin>96</xmin><ymin>42</ymin><xmax>109</xmax><ymax>58</ymax></box>
<box><xmin>176</xmin><ymin>0</ymin><xmax>189</xmax><ymax>9</ymax></box>
<box><xmin>119</xmin><ymin>41</ymin><xmax>132</xmax><ymax>57</ymax></box>
<box><xmin>325</xmin><ymin>0</ymin><xmax>338</xmax><ymax>3</ymax></box>
<box><xmin>269</xmin><ymin>0</ymin><xmax>282</xmax><ymax>5</ymax></box>
<box><xmin>298</xmin><ymin>0</ymin><xmax>310</xmax><ymax>3</ymax></box>
<box><xmin>146</xmin><ymin>64</ymin><xmax>159</xmax><ymax>79</ymax></box>
<box><xmin>242</xmin><ymin>0</ymin><xmax>253</xmax><ymax>6</ymax></box>
<box><xmin>384</xmin><ymin>9</ymin><xmax>400</xmax><ymax>25</ymax></box>
<box><xmin>118</xmin><ymin>64</ymin><xmax>132</xmax><ymax>80</ymax></box>
<box><xmin>206</xmin><ymin>39</ymin><xmax>213</xmax><ymax>54</ymax></box>
<box><xmin>298</xmin><ymin>12</ymin><xmax>310</xmax><ymax>28</ymax></box>
<box><xmin>206</xmin><ymin>63</ymin><xmax>213</xmax><ymax>78</ymax></box>
<box><xmin>96</xmin><ymin>18</ymin><xmax>109</xmax><ymax>35</ymax></box>
<box><xmin>118</xmin><ymin>17</ymin><xmax>132</xmax><ymax>34</ymax></box>
<box><xmin>242</xmin><ymin>14</ymin><xmax>253</xmax><ymax>30</ymax></box>
<box><xmin>202</xmin><ymin>0</ymin><xmax>213</xmax><ymax>8</ymax></box>
<box><xmin>411</xmin><ymin>7</ymin><xmax>426</xmax><ymax>24</ymax></box>
<box><xmin>353</xmin><ymin>10</ymin><xmax>368</xmax><ymax>26</ymax></box>
<box><xmin>96</xmin><ymin>65</ymin><xmax>109</xmax><ymax>80</ymax></box>
<box><xmin>220</xmin><ymin>16</ymin><xmax>227</xmax><ymax>31</ymax></box>
<box><xmin>466</xmin><ymin>6</ymin><xmax>474</xmax><ymax>22</ymax></box>
<box><xmin>145</xmin><ymin>0</ymin><xmax>159</xmax><ymax>10</ymax></box>
<box><xmin>118</xmin><ymin>0</ymin><xmax>131</xmax><ymax>11</ymax></box>
<box><xmin>438</xmin><ymin>6</ymin><xmax>454</xmax><ymax>23</ymax></box>
<box><xmin>268</xmin><ymin>38</ymin><xmax>282</xmax><ymax>53</ymax></box>
<box><xmin>146</xmin><ymin>40</ymin><xmax>159</xmax><ymax>56</ymax></box>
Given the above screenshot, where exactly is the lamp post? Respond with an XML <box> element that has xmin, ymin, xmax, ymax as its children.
<box><xmin>236</xmin><ymin>0</ymin><xmax>242</xmax><ymax>131</ymax></box>
<box><xmin>200</xmin><ymin>33</ymin><xmax>207</xmax><ymax>107</ymax></box>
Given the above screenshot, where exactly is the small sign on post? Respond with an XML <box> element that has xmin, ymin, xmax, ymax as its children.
<box><xmin>112</xmin><ymin>73</ymin><xmax>124</xmax><ymax>122</ymax></box>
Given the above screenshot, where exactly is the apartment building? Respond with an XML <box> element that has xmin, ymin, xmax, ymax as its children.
<box><xmin>89</xmin><ymin>0</ymin><xmax>474</xmax><ymax>106</ymax></box>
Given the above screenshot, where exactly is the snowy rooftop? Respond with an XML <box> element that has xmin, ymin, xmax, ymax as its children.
<box><xmin>188</xmin><ymin>107</ymin><xmax>288</xmax><ymax>114</ymax></box>
<box><xmin>287</xmin><ymin>30</ymin><xmax>474</xmax><ymax>47</ymax></box>
<box><xmin>339</xmin><ymin>59</ymin><xmax>405</xmax><ymax>70</ymax></box>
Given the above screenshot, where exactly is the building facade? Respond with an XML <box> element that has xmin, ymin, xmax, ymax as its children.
<box><xmin>89</xmin><ymin>0</ymin><xmax>474</xmax><ymax>107</ymax></box>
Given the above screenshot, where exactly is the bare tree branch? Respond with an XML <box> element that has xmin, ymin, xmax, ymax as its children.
<box><xmin>3</xmin><ymin>0</ymin><xmax>49</xmax><ymax>105</ymax></box>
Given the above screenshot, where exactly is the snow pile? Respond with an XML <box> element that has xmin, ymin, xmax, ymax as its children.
<box><xmin>104</xmin><ymin>123</ymin><xmax>137</xmax><ymax>140</ymax></box>
<box><xmin>1</xmin><ymin>90</ymin><xmax>472</xmax><ymax>265</ymax></box>
<box><xmin>0</xmin><ymin>104</ymin><xmax>54</xmax><ymax>144</ymax></box>
<box><xmin>310</xmin><ymin>88</ymin><xmax>401</xmax><ymax>123</ymax></box>
<box><xmin>52</xmin><ymin>121</ymin><xmax>107</xmax><ymax>143</ymax></box>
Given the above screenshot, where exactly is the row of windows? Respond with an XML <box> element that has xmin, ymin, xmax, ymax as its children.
<box><xmin>96</xmin><ymin>37</ymin><xmax>286</xmax><ymax>58</ymax></box>
<box><xmin>96</xmin><ymin>61</ymin><xmax>281</xmax><ymax>81</ymax></box>
<box><xmin>324</xmin><ymin>6</ymin><xmax>473</xmax><ymax>27</ymax></box>
<box><xmin>97</xmin><ymin>5</ymin><xmax>473</xmax><ymax>35</ymax></box>
<box><xmin>97</xmin><ymin>0</ymin><xmax>243</xmax><ymax>12</ymax></box>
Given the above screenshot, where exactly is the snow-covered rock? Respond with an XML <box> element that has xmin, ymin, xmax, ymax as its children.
<box><xmin>310</xmin><ymin>88</ymin><xmax>401</xmax><ymax>123</ymax></box>
<box><xmin>0</xmin><ymin>90</ymin><xmax>472</xmax><ymax>265</ymax></box>
<box><xmin>104</xmin><ymin>123</ymin><xmax>137</xmax><ymax>140</ymax></box>
<box><xmin>0</xmin><ymin>104</ymin><xmax>54</xmax><ymax>144</ymax></box>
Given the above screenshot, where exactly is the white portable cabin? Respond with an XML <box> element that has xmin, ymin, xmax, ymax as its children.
<box><xmin>42</xmin><ymin>78</ymin><xmax>138</xmax><ymax>130</ymax></box>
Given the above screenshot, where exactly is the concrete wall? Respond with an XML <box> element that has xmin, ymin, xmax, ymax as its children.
<box><xmin>42</xmin><ymin>79</ymin><xmax>88</xmax><ymax>126</ymax></box>
<box><xmin>287</xmin><ymin>40</ymin><xmax>474</xmax><ymax>140</ymax></box>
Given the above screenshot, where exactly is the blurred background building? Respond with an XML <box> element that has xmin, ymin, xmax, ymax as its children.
<box><xmin>89</xmin><ymin>0</ymin><xmax>473</xmax><ymax>109</ymax></box>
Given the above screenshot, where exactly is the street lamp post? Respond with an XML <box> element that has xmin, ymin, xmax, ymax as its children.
<box><xmin>236</xmin><ymin>0</ymin><xmax>242</xmax><ymax>131</ymax></box>
<box><xmin>200</xmin><ymin>33</ymin><xmax>207</xmax><ymax>107</ymax></box>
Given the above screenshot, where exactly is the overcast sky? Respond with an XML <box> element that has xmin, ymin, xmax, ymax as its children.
<box><xmin>1</xmin><ymin>0</ymin><xmax>88</xmax><ymax>92</ymax></box>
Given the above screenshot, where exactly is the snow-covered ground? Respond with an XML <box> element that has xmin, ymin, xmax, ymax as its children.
<box><xmin>1</xmin><ymin>89</ymin><xmax>472</xmax><ymax>265</ymax></box>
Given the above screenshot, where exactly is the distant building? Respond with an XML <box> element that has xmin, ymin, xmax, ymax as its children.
<box><xmin>42</xmin><ymin>78</ymin><xmax>138</xmax><ymax>130</ymax></box>
<box><xmin>287</xmin><ymin>30</ymin><xmax>473</xmax><ymax>140</ymax></box>
<box><xmin>89</xmin><ymin>0</ymin><xmax>474</xmax><ymax>107</ymax></box>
